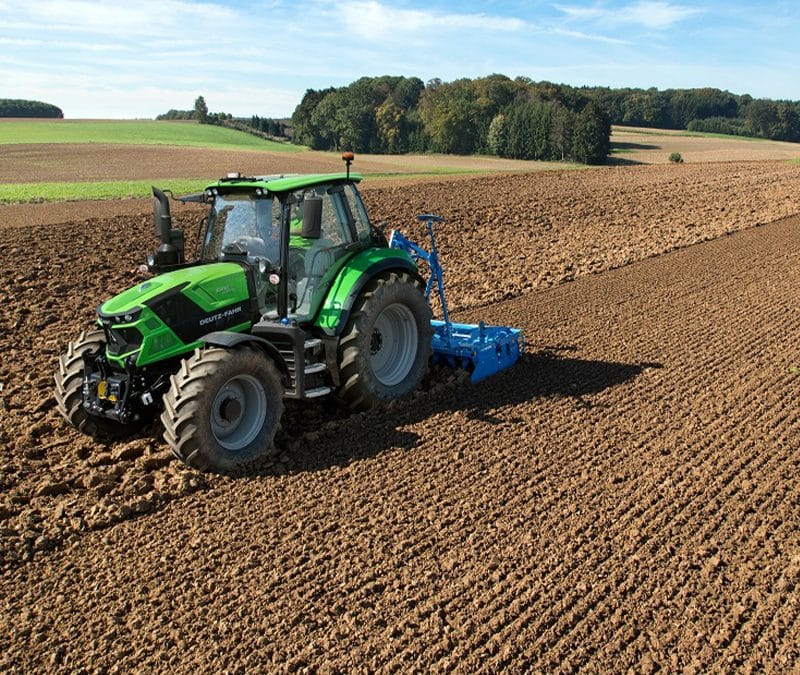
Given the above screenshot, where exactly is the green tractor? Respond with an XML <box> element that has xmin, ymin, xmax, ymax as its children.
<box><xmin>55</xmin><ymin>155</ymin><xmax>436</xmax><ymax>471</ymax></box>
<box><xmin>55</xmin><ymin>154</ymin><xmax>523</xmax><ymax>472</ymax></box>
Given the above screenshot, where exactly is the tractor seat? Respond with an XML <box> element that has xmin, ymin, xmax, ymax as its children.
<box><xmin>235</xmin><ymin>235</ymin><xmax>270</xmax><ymax>258</ymax></box>
<box><xmin>304</xmin><ymin>238</ymin><xmax>335</xmax><ymax>276</ymax></box>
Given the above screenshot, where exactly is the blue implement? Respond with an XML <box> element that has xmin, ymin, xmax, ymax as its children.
<box><xmin>389</xmin><ymin>215</ymin><xmax>524</xmax><ymax>382</ymax></box>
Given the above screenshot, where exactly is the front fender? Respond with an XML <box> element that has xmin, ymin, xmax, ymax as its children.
<box><xmin>200</xmin><ymin>330</ymin><xmax>290</xmax><ymax>381</ymax></box>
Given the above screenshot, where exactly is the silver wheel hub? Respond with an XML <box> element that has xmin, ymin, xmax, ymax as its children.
<box><xmin>211</xmin><ymin>374</ymin><xmax>268</xmax><ymax>451</ymax></box>
<box><xmin>369</xmin><ymin>303</ymin><xmax>419</xmax><ymax>386</ymax></box>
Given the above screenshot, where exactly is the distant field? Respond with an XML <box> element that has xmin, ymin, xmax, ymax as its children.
<box><xmin>1</xmin><ymin>179</ymin><xmax>208</xmax><ymax>203</ymax></box>
<box><xmin>0</xmin><ymin>119</ymin><xmax>302</xmax><ymax>152</ymax></box>
<box><xmin>0</xmin><ymin>122</ymin><xmax>799</xmax><ymax>203</ymax></box>
<box><xmin>0</xmin><ymin>142</ymin><xmax>569</xmax><ymax>203</ymax></box>
<box><xmin>610</xmin><ymin>126</ymin><xmax>800</xmax><ymax>164</ymax></box>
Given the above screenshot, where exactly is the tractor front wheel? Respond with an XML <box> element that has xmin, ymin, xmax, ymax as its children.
<box><xmin>54</xmin><ymin>329</ymin><xmax>147</xmax><ymax>439</ymax></box>
<box><xmin>161</xmin><ymin>345</ymin><xmax>284</xmax><ymax>472</ymax></box>
<box><xmin>338</xmin><ymin>271</ymin><xmax>432</xmax><ymax>411</ymax></box>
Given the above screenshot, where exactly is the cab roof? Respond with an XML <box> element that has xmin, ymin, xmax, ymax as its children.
<box><xmin>206</xmin><ymin>172</ymin><xmax>363</xmax><ymax>195</ymax></box>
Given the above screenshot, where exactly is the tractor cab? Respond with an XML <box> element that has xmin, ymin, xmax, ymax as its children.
<box><xmin>160</xmin><ymin>170</ymin><xmax>381</xmax><ymax>327</ymax></box>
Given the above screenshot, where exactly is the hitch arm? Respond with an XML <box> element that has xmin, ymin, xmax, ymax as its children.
<box><xmin>388</xmin><ymin>214</ymin><xmax>452</xmax><ymax>330</ymax></box>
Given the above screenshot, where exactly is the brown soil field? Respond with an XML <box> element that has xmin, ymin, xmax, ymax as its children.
<box><xmin>1</xmin><ymin>161</ymin><xmax>800</xmax><ymax>670</ymax></box>
<box><xmin>0</xmin><ymin>144</ymin><xmax>561</xmax><ymax>185</ymax></box>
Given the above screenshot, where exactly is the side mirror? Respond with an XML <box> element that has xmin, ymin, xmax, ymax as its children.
<box><xmin>302</xmin><ymin>196</ymin><xmax>323</xmax><ymax>239</ymax></box>
<box><xmin>176</xmin><ymin>192</ymin><xmax>207</xmax><ymax>204</ymax></box>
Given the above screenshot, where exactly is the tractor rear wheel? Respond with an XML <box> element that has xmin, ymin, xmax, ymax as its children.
<box><xmin>338</xmin><ymin>271</ymin><xmax>432</xmax><ymax>411</ymax></box>
<box><xmin>54</xmin><ymin>329</ymin><xmax>146</xmax><ymax>439</ymax></box>
<box><xmin>161</xmin><ymin>345</ymin><xmax>284</xmax><ymax>472</ymax></box>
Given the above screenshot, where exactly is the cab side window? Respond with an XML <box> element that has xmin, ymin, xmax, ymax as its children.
<box><xmin>343</xmin><ymin>183</ymin><xmax>373</xmax><ymax>243</ymax></box>
<box><xmin>320</xmin><ymin>190</ymin><xmax>348</xmax><ymax>245</ymax></box>
<box><xmin>290</xmin><ymin>186</ymin><xmax>352</xmax><ymax>245</ymax></box>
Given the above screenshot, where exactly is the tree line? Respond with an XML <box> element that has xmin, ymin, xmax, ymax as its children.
<box><xmin>291</xmin><ymin>75</ymin><xmax>800</xmax><ymax>162</ymax></box>
<box><xmin>0</xmin><ymin>99</ymin><xmax>63</xmax><ymax>118</ymax></box>
<box><xmin>156</xmin><ymin>96</ymin><xmax>290</xmax><ymax>142</ymax></box>
<box><xmin>291</xmin><ymin>75</ymin><xmax>610</xmax><ymax>163</ymax></box>
<box><xmin>155</xmin><ymin>109</ymin><xmax>195</xmax><ymax>120</ymax></box>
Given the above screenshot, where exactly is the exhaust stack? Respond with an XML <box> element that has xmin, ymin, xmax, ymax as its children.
<box><xmin>148</xmin><ymin>187</ymin><xmax>184</xmax><ymax>272</ymax></box>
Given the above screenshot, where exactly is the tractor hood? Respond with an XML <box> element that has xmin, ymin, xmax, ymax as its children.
<box><xmin>98</xmin><ymin>262</ymin><xmax>253</xmax><ymax>367</ymax></box>
<box><xmin>100</xmin><ymin>263</ymin><xmax>249</xmax><ymax>316</ymax></box>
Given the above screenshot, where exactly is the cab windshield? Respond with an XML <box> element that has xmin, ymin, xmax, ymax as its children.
<box><xmin>203</xmin><ymin>193</ymin><xmax>280</xmax><ymax>264</ymax></box>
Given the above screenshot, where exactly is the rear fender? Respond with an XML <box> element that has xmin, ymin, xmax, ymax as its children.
<box><xmin>314</xmin><ymin>252</ymin><xmax>422</xmax><ymax>336</ymax></box>
<box><xmin>200</xmin><ymin>330</ymin><xmax>290</xmax><ymax>382</ymax></box>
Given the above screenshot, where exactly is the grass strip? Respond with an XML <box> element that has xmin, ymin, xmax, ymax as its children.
<box><xmin>0</xmin><ymin>179</ymin><xmax>209</xmax><ymax>204</ymax></box>
<box><xmin>613</xmin><ymin>126</ymin><xmax>771</xmax><ymax>143</ymax></box>
<box><xmin>366</xmin><ymin>164</ymin><xmax>583</xmax><ymax>180</ymax></box>
<box><xmin>0</xmin><ymin>120</ymin><xmax>303</xmax><ymax>152</ymax></box>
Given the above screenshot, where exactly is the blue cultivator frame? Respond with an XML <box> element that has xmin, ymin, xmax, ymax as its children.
<box><xmin>389</xmin><ymin>214</ymin><xmax>524</xmax><ymax>382</ymax></box>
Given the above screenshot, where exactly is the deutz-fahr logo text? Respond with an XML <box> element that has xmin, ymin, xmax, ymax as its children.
<box><xmin>199</xmin><ymin>305</ymin><xmax>244</xmax><ymax>327</ymax></box>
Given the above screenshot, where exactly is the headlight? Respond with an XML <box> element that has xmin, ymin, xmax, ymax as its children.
<box><xmin>106</xmin><ymin>326</ymin><xmax>143</xmax><ymax>356</ymax></box>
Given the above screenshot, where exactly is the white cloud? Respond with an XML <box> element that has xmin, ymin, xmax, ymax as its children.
<box><xmin>556</xmin><ymin>1</ymin><xmax>702</xmax><ymax>30</ymax></box>
<box><xmin>554</xmin><ymin>29</ymin><xmax>629</xmax><ymax>45</ymax></box>
<box><xmin>14</xmin><ymin>0</ymin><xmax>237</xmax><ymax>38</ymax></box>
<box><xmin>0</xmin><ymin>36</ymin><xmax>127</xmax><ymax>52</ymax></box>
<box><xmin>554</xmin><ymin>5</ymin><xmax>606</xmax><ymax>22</ymax></box>
<box><xmin>0</xmin><ymin>37</ymin><xmax>45</xmax><ymax>47</ymax></box>
<box><xmin>338</xmin><ymin>1</ymin><xmax>526</xmax><ymax>42</ymax></box>
<box><xmin>621</xmin><ymin>1</ymin><xmax>701</xmax><ymax>28</ymax></box>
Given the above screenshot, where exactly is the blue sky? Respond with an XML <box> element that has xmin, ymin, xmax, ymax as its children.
<box><xmin>1</xmin><ymin>0</ymin><xmax>799</xmax><ymax>119</ymax></box>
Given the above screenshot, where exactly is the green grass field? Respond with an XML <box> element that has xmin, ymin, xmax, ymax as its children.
<box><xmin>0</xmin><ymin>179</ymin><xmax>209</xmax><ymax>203</ymax></box>
<box><xmin>0</xmin><ymin>168</ymin><xmax>563</xmax><ymax>203</ymax></box>
<box><xmin>0</xmin><ymin>119</ymin><xmax>303</xmax><ymax>152</ymax></box>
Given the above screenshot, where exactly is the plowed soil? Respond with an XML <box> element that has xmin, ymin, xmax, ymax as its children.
<box><xmin>1</xmin><ymin>161</ymin><xmax>800</xmax><ymax>671</ymax></box>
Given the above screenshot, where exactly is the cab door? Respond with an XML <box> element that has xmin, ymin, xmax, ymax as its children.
<box><xmin>287</xmin><ymin>184</ymin><xmax>357</xmax><ymax>322</ymax></box>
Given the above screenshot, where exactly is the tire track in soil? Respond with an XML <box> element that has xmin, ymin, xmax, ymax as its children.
<box><xmin>1</xmin><ymin>180</ymin><xmax>800</xmax><ymax>670</ymax></box>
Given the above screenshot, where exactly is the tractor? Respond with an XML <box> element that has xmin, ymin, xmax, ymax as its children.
<box><xmin>54</xmin><ymin>154</ymin><xmax>522</xmax><ymax>472</ymax></box>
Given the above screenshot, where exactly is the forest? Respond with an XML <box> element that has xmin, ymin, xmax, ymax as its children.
<box><xmin>291</xmin><ymin>75</ymin><xmax>610</xmax><ymax>163</ymax></box>
<box><xmin>0</xmin><ymin>99</ymin><xmax>63</xmax><ymax>118</ymax></box>
<box><xmin>588</xmin><ymin>85</ymin><xmax>800</xmax><ymax>141</ymax></box>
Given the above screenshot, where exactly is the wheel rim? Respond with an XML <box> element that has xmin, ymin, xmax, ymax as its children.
<box><xmin>369</xmin><ymin>302</ymin><xmax>419</xmax><ymax>386</ymax></box>
<box><xmin>210</xmin><ymin>374</ymin><xmax>268</xmax><ymax>451</ymax></box>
